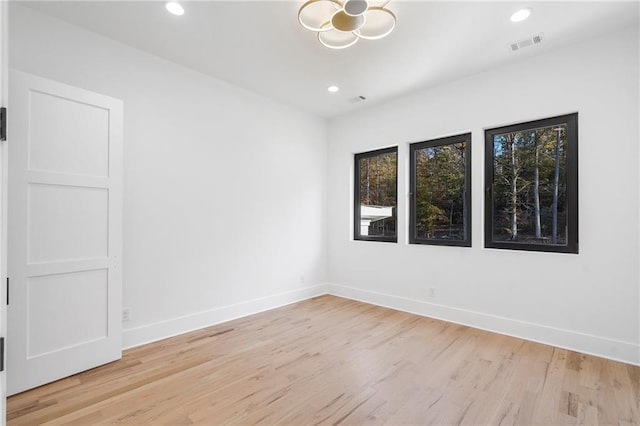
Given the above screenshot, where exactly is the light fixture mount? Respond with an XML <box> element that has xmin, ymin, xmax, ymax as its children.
<box><xmin>332</xmin><ymin>10</ymin><xmax>366</xmax><ymax>32</ymax></box>
<box><xmin>298</xmin><ymin>0</ymin><xmax>396</xmax><ymax>49</ymax></box>
<box><xmin>344</xmin><ymin>0</ymin><xmax>368</xmax><ymax>16</ymax></box>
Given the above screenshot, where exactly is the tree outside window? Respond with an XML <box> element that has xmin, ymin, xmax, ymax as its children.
<box><xmin>354</xmin><ymin>147</ymin><xmax>397</xmax><ymax>242</ymax></box>
<box><xmin>410</xmin><ymin>133</ymin><xmax>471</xmax><ymax>247</ymax></box>
<box><xmin>485</xmin><ymin>114</ymin><xmax>578</xmax><ymax>253</ymax></box>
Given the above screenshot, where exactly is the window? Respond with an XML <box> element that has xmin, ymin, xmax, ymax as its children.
<box><xmin>485</xmin><ymin>113</ymin><xmax>578</xmax><ymax>253</ymax></box>
<box><xmin>354</xmin><ymin>147</ymin><xmax>397</xmax><ymax>242</ymax></box>
<box><xmin>409</xmin><ymin>133</ymin><xmax>471</xmax><ymax>247</ymax></box>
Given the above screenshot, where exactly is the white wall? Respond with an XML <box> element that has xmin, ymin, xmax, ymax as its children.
<box><xmin>10</xmin><ymin>5</ymin><xmax>328</xmax><ymax>348</ymax></box>
<box><xmin>327</xmin><ymin>26</ymin><xmax>640</xmax><ymax>365</ymax></box>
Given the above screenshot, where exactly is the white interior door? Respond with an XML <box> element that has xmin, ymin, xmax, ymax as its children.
<box><xmin>8</xmin><ymin>71</ymin><xmax>123</xmax><ymax>395</ymax></box>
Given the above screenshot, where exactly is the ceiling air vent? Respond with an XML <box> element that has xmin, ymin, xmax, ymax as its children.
<box><xmin>348</xmin><ymin>95</ymin><xmax>367</xmax><ymax>104</ymax></box>
<box><xmin>510</xmin><ymin>33</ymin><xmax>544</xmax><ymax>52</ymax></box>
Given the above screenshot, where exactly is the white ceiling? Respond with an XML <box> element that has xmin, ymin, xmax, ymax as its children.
<box><xmin>20</xmin><ymin>1</ymin><xmax>639</xmax><ymax>118</ymax></box>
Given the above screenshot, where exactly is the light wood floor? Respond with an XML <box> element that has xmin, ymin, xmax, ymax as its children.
<box><xmin>8</xmin><ymin>295</ymin><xmax>640</xmax><ymax>425</ymax></box>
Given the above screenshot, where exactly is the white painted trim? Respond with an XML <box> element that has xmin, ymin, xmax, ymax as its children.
<box><xmin>0</xmin><ymin>0</ymin><xmax>8</xmax><ymax>417</ymax></box>
<box><xmin>123</xmin><ymin>282</ymin><xmax>639</xmax><ymax>366</ymax></box>
<box><xmin>327</xmin><ymin>283</ymin><xmax>640</xmax><ymax>366</ymax></box>
<box><xmin>123</xmin><ymin>284</ymin><xmax>328</xmax><ymax>350</ymax></box>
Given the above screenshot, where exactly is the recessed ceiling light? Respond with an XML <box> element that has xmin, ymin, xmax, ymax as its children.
<box><xmin>328</xmin><ymin>85</ymin><xmax>340</xmax><ymax>93</ymax></box>
<box><xmin>165</xmin><ymin>2</ymin><xmax>184</xmax><ymax>16</ymax></box>
<box><xmin>510</xmin><ymin>8</ymin><xmax>531</xmax><ymax>23</ymax></box>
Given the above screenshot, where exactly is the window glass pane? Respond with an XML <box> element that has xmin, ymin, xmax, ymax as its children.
<box><xmin>414</xmin><ymin>142</ymin><xmax>467</xmax><ymax>242</ymax></box>
<box><xmin>356</xmin><ymin>149</ymin><xmax>397</xmax><ymax>240</ymax></box>
<box><xmin>491</xmin><ymin>124</ymin><xmax>568</xmax><ymax>245</ymax></box>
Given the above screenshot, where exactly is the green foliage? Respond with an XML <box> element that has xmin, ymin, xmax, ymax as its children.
<box><xmin>415</xmin><ymin>143</ymin><xmax>466</xmax><ymax>240</ymax></box>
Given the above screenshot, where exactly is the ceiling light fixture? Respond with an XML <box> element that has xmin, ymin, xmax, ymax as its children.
<box><xmin>510</xmin><ymin>8</ymin><xmax>531</xmax><ymax>23</ymax></box>
<box><xmin>165</xmin><ymin>2</ymin><xmax>184</xmax><ymax>16</ymax></box>
<box><xmin>298</xmin><ymin>0</ymin><xmax>396</xmax><ymax>49</ymax></box>
<box><xmin>328</xmin><ymin>85</ymin><xmax>340</xmax><ymax>93</ymax></box>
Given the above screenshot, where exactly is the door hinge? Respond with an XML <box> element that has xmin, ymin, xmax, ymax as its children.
<box><xmin>0</xmin><ymin>337</ymin><xmax>4</xmax><ymax>372</ymax></box>
<box><xmin>0</xmin><ymin>107</ymin><xmax>6</xmax><ymax>141</ymax></box>
<box><xmin>6</xmin><ymin>277</ymin><xmax>8</xmax><ymax>305</ymax></box>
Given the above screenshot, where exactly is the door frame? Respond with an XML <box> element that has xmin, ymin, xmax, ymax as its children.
<box><xmin>0</xmin><ymin>0</ymin><xmax>9</xmax><ymax>419</ymax></box>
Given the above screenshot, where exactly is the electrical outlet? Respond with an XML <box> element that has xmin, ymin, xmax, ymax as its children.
<box><xmin>122</xmin><ymin>307</ymin><xmax>131</xmax><ymax>322</ymax></box>
<box><xmin>428</xmin><ymin>288</ymin><xmax>436</xmax><ymax>298</ymax></box>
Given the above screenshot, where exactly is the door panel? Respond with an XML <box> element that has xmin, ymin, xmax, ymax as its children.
<box><xmin>28</xmin><ymin>90</ymin><xmax>110</xmax><ymax>177</ymax></box>
<box><xmin>8</xmin><ymin>71</ymin><xmax>123</xmax><ymax>395</ymax></box>
<box><xmin>28</xmin><ymin>268</ymin><xmax>109</xmax><ymax>357</ymax></box>
<box><xmin>28</xmin><ymin>183</ymin><xmax>109</xmax><ymax>262</ymax></box>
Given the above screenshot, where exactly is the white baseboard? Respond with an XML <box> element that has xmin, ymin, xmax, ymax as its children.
<box><xmin>122</xmin><ymin>282</ymin><xmax>639</xmax><ymax>366</ymax></box>
<box><xmin>327</xmin><ymin>283</ymin><xmax>640</xmax><ymax>366</ymax></box>
<box><xmin>122</xmin><ymin>284</ymin><xmax>328</xmax><ymax>350</ymax></box>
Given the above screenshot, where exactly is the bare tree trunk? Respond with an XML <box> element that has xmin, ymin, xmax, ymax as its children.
<box><xmin>449</xmin><ymin>200</ymin><xmax>454</xmax><ymax>236</ymax></box>
<box><xmin>458</xmin><ymin>145</ymin><xmax>467</xmax><ymax>240</ymax></box>
<box><xmin>509</xmin><ymin>136</ymin><xmax>518</xmax><ymax>240</ymax></box>
<box><xmin>533</xmin><ymin>133</ymin><xmax>542</xmax><ymax>239</ymax></box>
<box><xmin>462</xmin><ymin>191</ymin><xmax>467</xmax><ymax>239</ymax></box>
<box><xmin>365</xmin><ymin>158</ymin><xmax>370</xmax><ymax>205</ymax></box>
<box><xmin>552</xmin><ymin>128</ymin><xmax>562</xmax><ymax>244</ymax></box>
<box><xmin>375</xmin><ymin>162</ymin><xmax>379</xmax><ymax>205</ymax></box>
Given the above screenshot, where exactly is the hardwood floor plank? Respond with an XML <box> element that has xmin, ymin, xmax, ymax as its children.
<box><xmin>7</xmin><ymin>295</ymin><xmax>640</xmax><ymax>425</ymax></box>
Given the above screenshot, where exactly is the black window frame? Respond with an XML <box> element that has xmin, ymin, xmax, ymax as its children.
<box><xmin>484</xmin><ymin>113</ymin><xmax>578</xmax><ymax>254</ymax></box>
<box><xmin>354</xmin><ymin>146</ymin><xmax>398</xmax><ymax>243</ymax></box>
<box><xmin>409</xmin><ymin>133</ymin><xmax>472</xmax><ymax>247</ymax></box>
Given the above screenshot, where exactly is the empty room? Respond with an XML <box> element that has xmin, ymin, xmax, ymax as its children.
<box><xmin>0</xmin><ymin>0</ymin><xmax>639</xmax><ymax>424</ymax></box>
